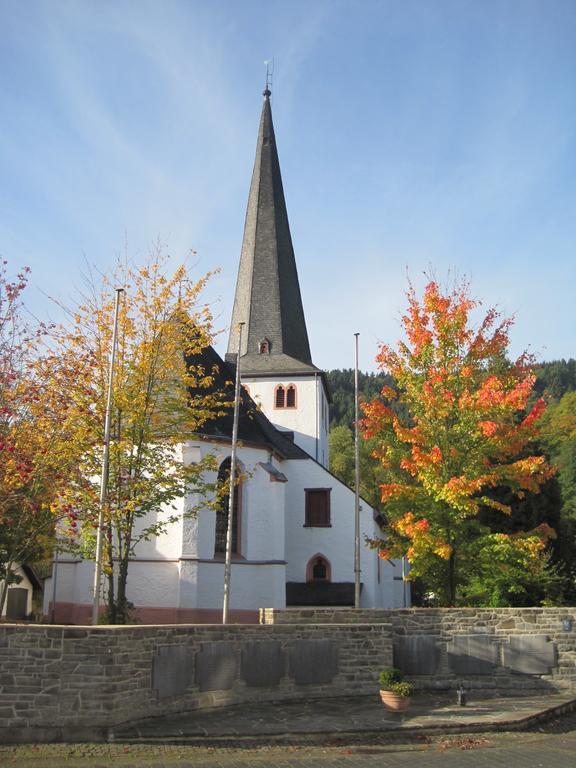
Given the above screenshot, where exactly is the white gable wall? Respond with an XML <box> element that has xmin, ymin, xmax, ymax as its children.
<box><xmin>282</xmin><ymin>457</ymin><xmax>403</xmax><ymax>608</ymax></box>
<box><xmin>242</xmin><ymin>375</ymin><xmax>329</xmax><ymax>467</ymax></box>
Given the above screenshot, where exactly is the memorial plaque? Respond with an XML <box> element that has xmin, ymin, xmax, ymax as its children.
<box><xmin>289</xmin><ymin>640</ymin><xmax>338</xmax><ymax>685</ymax></box>
<box><xmin>394</xmin><ymin>636</ymin><xmax>440</xmax><ymax>675</ymax></box>
<box><xmin>502</xmin><ymin>635</ymin><xmax>556</xmax><ymax>675</ymax></box>
<box><xmin>241</xmin><ymin>641</ymin><xmax>284</xmax><ymax>687</ymax></box>
<box><xmin>447</xmin><ymin>634</ymin><xmax>499</xmax><ymax>675</ymax></box>
<box><xmin>152</xmin><ymin>645</ymin><xmax>194</xmax><ymax>699</ymax></box>
<box><xmin>196</xmin><ymin>642</ymin><xmax>237</xmax><ymax>692</ymax></box>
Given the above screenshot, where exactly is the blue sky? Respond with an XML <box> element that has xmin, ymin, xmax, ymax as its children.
<box><xmin>1</xmin><ymin>0</ymin><xmax>575</xmax><ymax>371</ymax></box>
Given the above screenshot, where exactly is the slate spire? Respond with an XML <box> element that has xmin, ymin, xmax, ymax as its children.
<box><xmin>226</xmin><ymin>87</ymin><xmax>318</xmax><ymax>375</ymax></box>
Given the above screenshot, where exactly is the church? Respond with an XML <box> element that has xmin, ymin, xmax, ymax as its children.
<box><xmin>45</xmin><ymin>87</ymin><xmax>408</xmax><ymax>623</ymax></box>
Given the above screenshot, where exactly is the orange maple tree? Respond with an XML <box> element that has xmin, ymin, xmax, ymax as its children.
<box><xmin>362</xmin><ymin>279</ymin><xmax>556</xmax><ymax>606</ymax></box>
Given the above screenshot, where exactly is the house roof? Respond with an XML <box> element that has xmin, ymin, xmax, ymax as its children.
<box><xmin>226</xmin><ymin>87</ymin><xmax>320</xmax><ymax>377</ymax></box>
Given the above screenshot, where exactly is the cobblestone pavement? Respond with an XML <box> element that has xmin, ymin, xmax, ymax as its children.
<box><xmin>111</xmin><ymin>691</ymin><xmax>576</xmax><ymax>742</ymax></box>
<box><xmin>2</xmin><ymin>710</ymin><xmax>576</xmax><ymax>768</ymax></box>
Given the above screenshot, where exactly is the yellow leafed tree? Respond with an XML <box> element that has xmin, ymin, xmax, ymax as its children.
<box><xmin>53</xmin><ymin>248</ymin><xmax>229</xmax><ymax>623</ymax></box>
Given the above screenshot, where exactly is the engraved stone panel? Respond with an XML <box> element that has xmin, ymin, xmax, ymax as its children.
<box><xmin>447</xmin><ymin>635</ymin><xmax>499</xmax><ymax>675</ymax></box>
<box><xmin>503</xmin><ymin>634</ymin><xmax>556</xmax><ymax>674</ymax></box>
<box><xmin>241</xmin><ymin>641</ymin><xmax>284</xmax><ymax>687</ymax></box>
<box><xmin>394</xmin><ymin>636</ymin><xmax>440</xmax><ymax>675</ymax></box>
<box><xmin>152</xmin><ymin>645</ymin><xmax>194</xmax><ymax>699</ymax></box>
<box><xmin>289</xmin><ymin>640</ymin><xmax>338</xmax><ymax>685</ymax></box>
<box><xmin>196</xmin><ymin>642</ymin><xmax>237</xmax><ymax>692</ymax></box>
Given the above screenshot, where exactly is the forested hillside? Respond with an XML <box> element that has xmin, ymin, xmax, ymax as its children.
<box><xmin>327</xmin><ymin>359</ymin><xmax>576</xmax><ymax>429</ymax></box>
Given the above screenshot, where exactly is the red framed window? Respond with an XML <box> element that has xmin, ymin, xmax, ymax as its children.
<box><xmin>286</xmin><ymin>384</ymin><xmax>296</xmax><ymax>408</ymax></box>
<box><xmin>275</xmin><ymin>385</ymin><xmax>285</xmax><ymax>408</ymax></box>
<box><xmin>306</xmin><ymin>554</ymin><xmax>331</xmax><ymax>582</ymax></box>
<box><xmin>275</xmin><ymin>384</ymin><xmax>297</xmax><ymax>409</ymax></box>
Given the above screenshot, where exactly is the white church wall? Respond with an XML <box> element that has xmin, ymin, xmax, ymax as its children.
<box><xmin>179</xmin><ymin>440</ymin><xmax>287</xmax><ymax>611</ymax></box>
<box><xmin>182</xmin><ymin>441</ymin><xmax>286</xmax><ymax>562</ymax></box>
<box><xmin>242</xmin><ymin>376</ymin><xmax>329</xmax><ymax>466</ymax></box>
<box><xmin>196</xmin><ymin>561</ymin><xmax>285</xmax><ymax>609</ymax></box>
<box><xmin>282</xmin><ymin>458</ymin><xmax>403</xmax><ymax>608</ymax></box>
<box><xmin>43</xmin><ymin>558</ymin><xmax>90</xmax><ymax>617</ymax></box>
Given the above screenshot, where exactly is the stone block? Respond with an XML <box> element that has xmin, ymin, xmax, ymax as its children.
<box><xmin>196</xmin><ymin>642</ymin><xmax>237</xmax><ymax>692</ymax></box>
<box><xmin>289</xmin><ymin>640</ymin><xmax>338</xmax><ymax>685</ymax></box>
<box><xmin>393</xmin><ymin>636</ymin><xmax>440</xmax><ymax>675</ymax></box>
<box><xmin>241</xmin><ymin>641</ymin><xmax>284</xmax><ymax>687</ymax></box>
<box><xmin>503</xmin><ymin>635</ymin><xmax>556</xmax><ymax>674</ymax></box>
<box><xmin>447</xmin><ymin>635</ymin><xmax>499</xmax><ymax>675</ymax></box>
<box><xmin>152</xmin><ymin>645</ymin><xmax>194</xmax><ymax>699</ymax></box>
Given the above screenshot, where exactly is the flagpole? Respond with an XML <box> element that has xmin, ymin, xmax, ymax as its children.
<box><xmin>354</xmin><ymin>332</ymin><xmax>361</xmax><ymax>609</ymax></box>
<box><xmin>92</xmin><ymin>287</ymin><xmax>124</xmax><ymax>625</ymax></box>
<box><xmin>222</xmin><ymin>323</ymin><xmax>244</xmax><ymax>625</ymax></box>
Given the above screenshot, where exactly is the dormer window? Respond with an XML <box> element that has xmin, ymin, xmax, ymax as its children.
<box><xmin>259</xmin><ymin>338</ymin><xmax>271</xmax><ymax>355</ymax></box>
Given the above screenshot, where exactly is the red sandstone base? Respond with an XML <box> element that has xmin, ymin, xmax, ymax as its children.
<box><xmin>45</xmin><ymin>602</ymin><xmax>260</xmax><ymax>625</ymax></box>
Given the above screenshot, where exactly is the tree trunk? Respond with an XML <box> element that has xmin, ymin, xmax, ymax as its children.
<box><xmin>447</xmin><ymin>551</ymin><xmax>457</xmax><ymax>606</ymax></box>
<box><xmin>116</xmin><ymin>554</ymin><xmax>130</xmax><ymax>624</ymax></box>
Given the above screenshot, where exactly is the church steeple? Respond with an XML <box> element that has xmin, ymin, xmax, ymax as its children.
<box><xmin>226</xmin><ymin>87</ymin><xmax>318</xmax><ymax>375</ymax></box>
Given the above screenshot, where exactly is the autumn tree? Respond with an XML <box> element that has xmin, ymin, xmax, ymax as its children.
<box><xmin>0</xmin><ymin>261</ymin><xmax>89</xmax><ymax>615</ymax></box>
<box><xmin>362</xmin><ymin>279</ymin><xmax>556</xmax><ymax>606</ymax></box>
<box><xmin>54</xmin><ymin>250</ymin><xmax>227</xmax><ymax>623</ymax></box>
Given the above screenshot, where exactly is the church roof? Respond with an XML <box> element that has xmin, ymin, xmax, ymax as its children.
<box><xmin>187</xmin><ymin>343</ymin><xmax>308</xmax><ymax>460</ymax></box>
<box><xmin>226</xmin><ymin>87</ymin><xmax>320</xmax><ymax>376</ymax></box>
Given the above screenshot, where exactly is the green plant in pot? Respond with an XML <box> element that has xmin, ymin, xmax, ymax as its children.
<box><xmin>379</xmin><ymin>668</ymin><xmax>414</xmax><ymax>712</ymax></box>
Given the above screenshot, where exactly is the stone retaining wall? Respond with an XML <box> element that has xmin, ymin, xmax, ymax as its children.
<box><xmin>261</xmin><ymin>607</ymin><xmax>576</xmax><ymax>693</ymax></box>
<box><xmin>0</xmin><ymin>622</ymin><xmax>392</xmax><ymax>743</ymax></box>
<box><xmin>2</xmin><ymin>608</ymin><xmax>576</xmax><ymax>743</ymax></box>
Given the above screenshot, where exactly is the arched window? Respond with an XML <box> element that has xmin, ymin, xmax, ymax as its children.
<box><xmin>275</xmin><ymin>385</ymin><xmax>285</xmax><ymax>408</ymax></box>
<box><xmin>275</xmin><ymin>384</ymin><xmax>297</xmax><ymax>409</ymax></box>
<box><xmin>286</xmin><ymin>384</ymin><xmax>297</xmax><ymax>408</ymax></box>
<box><xmin>306</xmin><ymin>554</ymin><xmax>331</xmax><ymax>583</ymax></box>
<box><xmin>259</xmin><ymin>338</ymin><xmax>270</xmax><ymax>355</ymax></box>
<box><xmin>214</xmin><ymin>457</ymin><xmax>241</xmax><ymax>555</ymax></box>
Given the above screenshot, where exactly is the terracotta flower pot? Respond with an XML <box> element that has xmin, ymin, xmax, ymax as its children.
<box><xmin>379</xmin><ymin>689</ymin><xmax>411</xmax><ymax>712</ymax></box>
